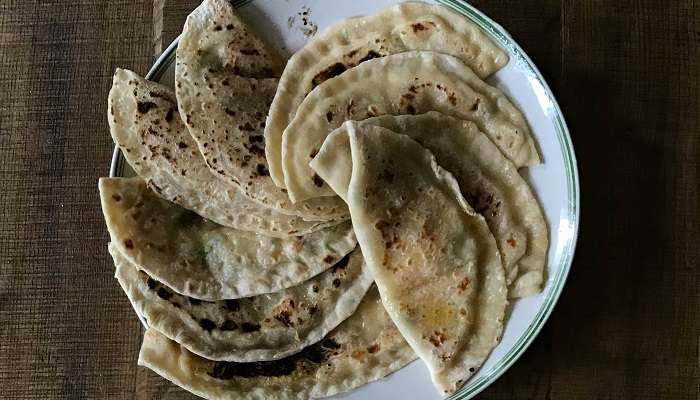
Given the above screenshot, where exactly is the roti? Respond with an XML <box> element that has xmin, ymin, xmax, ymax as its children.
<box><xmin>312</xmin><ymin>122</ymin><xmax>507</xmax><ymax>394</ymax></box>
<box><xmin>99</xmin><ymin>177</ymin><xmax>356</xmax><ymax>300</ymax></box>
<box><xmin>111</xmin><ymin>244</ymin><xmax>372</xmax><ymax>362</ymax></box>
<box><xmin>108</xmin><ymin>68</ymin><xmax>334</xmax><ymax>237</ymax></box>
<box><xmin>282</xmin><ymin>51</ymin><xmax>539</xmax><ymax>202</ymax></box>
<box><xmin>176</xmin><ymin>0</ymin><xmax>348</xmax><ymax>221</ymax></box>
<box><xmin>265</xmin><ymin>1</ymin><xmax>508</xmax><ymax>188</ymax></box>
<box><xmin>138</xmin><ymin>287</ymin><xmax>417</xmax><ymax>400</ymax></box>
<box><xmin>311</xmin><ymin>112</ymin><xmax>547</xmax><ymax>297</ymax></box>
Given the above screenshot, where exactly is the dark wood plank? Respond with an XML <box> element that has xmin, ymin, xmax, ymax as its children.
<box><xmin>474</xmin><ymin>1</ymin><xmax>700</xmax><ymax>399</ymax></box>
<box><xmin>0</xmin><ymin>0</ymin><xmax>155</xmax><ymax>398</ymax></box>
<box><xmin>163</xmin><ymin>0</ymin><xmax>201</xmax><ymax>50</ymax></box>
<box><xmin>548</xmin><ymin>1</ymin><xmax>699</xmax><ymax>398</ymax></box>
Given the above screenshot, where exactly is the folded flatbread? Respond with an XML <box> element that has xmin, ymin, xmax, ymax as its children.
<box><xmin>282</xmin><ymin>51</ymin><xmax>539</xmax><ymax>202</ymax></box>
<box><xmin>111</xmin><ymin>244</ymin><xmax>372</xmax><ymax>362</ymax></box>
<box><xmin>138</xmin><ymin>287</ymin><xmax>417</xmax><ymax>399</ymax></box>
<box><xmin>176</xmin><ymin>0</ymin><xmax>347</xmax><ymax>221</ymax></box>
<box><xmin>312</xmin><ymin>113</ymin><xmax>547</xmax><ymax>297</ymax></box>
<box><xmin>265</xmin><ymin>1</ymin><xmax>508</xmax><ymax>188</ymax></box>
<box><xmin>108</xmin><ymin>68</ymin><xmax>332</xmax><ymax>237</ymax></box>
<box><xmin>312</xmin><ymin>123</ymin><xmax>507</xmax><ymax>394</ymax></box>
<box><xmin>99</xmin><ymin>177</ymin><xmax>356</xmax><ymax>300</ymax></box>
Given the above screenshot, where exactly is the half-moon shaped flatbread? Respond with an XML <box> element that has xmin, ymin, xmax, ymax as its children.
<box><xmin>111</xmin><ymin>244</ymin><xmax>372</xmax><ymax>362</ymax></box>
<box><xmin>282</xmin><ymin>51</ymin><xmax>539</xmax><ymax>202</ymax></box>
<box><xmin>176</xmin><ymin>0</ymin><xmax>348</xmax><ymax>221</ymax></box>
<box><xmin>266</xmin><ymin>1</ymin><xmax>508</xmax><ymax>188</ymax></box>
<box><xmin>138</xmin><ymin>287</ymin><xmax>416</xmax><ymax>400</ymax></box>
<box><xmin>313</xmin><ymin>123</ymin><xmax>507</xmax><ymax>394</ymax></box>
<box><xmin>311</xmin><ymin>112</ymin><xmax>547</xmax><ymax>297</ymax></box>
<box><xmin>99</xmin><ymin>177</ymin><xmax>356</xmax><ymax>300</ymax></box>
<box><xmin>108</xmin><ymin>68</ymin><xmax>332</xmax><ymax>237</ymax></box>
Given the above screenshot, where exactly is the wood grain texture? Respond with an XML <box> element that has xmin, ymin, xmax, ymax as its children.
<box><xmin>0</xmin><ymin>0</ymin><xmax>155</xmax><ymax>399</ymax></box>
<box><xmin>471</xmin><ymin>1</ymin><xmax>700</xmax><ymax>399</ymax></box>
<box><xmin>0</xmin><ymin>0</ymin><xmax>697</xmax><ymax>399</ymax></box>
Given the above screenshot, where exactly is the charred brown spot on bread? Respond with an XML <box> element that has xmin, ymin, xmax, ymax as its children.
<box><xmin>367</xmin><ymin>344</ymin><xmax>380</xmax><ymax>353</ymax></box>
<box><xmin>177</xmin><ymin>141</ymin><xmax>188</xmax><ymax>149</ymax></box>
<box><xmin>149</xmin><ymin>91</ymin><xmax>168</xmax><ymax>100</ymax></box>
<box><xmin>326</xmin><ymin>111</ymin><xmax>333</xmax><ymax>122</ymax></box>
<box><xmin>458</xmin><ymin>277</ymin><xmax>470</xmax><ymax>291</ymax></box>
<box><xmin>165</xmin><ymin>108</ymin><xmax>174</xmax><ymax>122</ymax></box>
<box><xmin>323</xmin><ymin>255</ymin><xmax>335</xmax><ymax>264</ymax></box>
<box><xmin>123</xmin><ymin>239</ymin><xmax>134</xmax><ymax>249</ymax></box>
<box><xmin>199</xmin><ymin>318</ymin><xmax>216</xmax><ymax>332</ymax></box>
<box><xmin>470</xmin><ymin>98</ymin><xmax>481</xmax><ymax>111</ymax></box>
<box><xmin>212</xmin><ymin>25</ymin><xmax>222</xmax><ymax>31</ymax></box>
<box><xmin>308</xmin><ymin>305</ymin><xmax>319</xmax><ymax>315</ymax></box>
<box><xmin>332</xmin><ymin>278</ymin><xmax>341</xmax><ymax>288</ymax></box>
<box><xmin>448</xmin><ymin>92</ymin><xmax>457</xmax><ymax>106</ymax></box>
<box><xmin>312</xmin><ymin>285</ymin><xmax>320</xmax><ymax>293</ymax></box>
<box><xmin>249</xmin><ymin>135</ymin><xmax>263</xmax><ymax>144</ymax></box>
<box><xmin>427</xmin><ymin>331</ymin><xmax>447</xmax><ymax>347</ymax></box>
<box><xmin>410</xmin><ymin>22</ymin><xmax>428</xmax><ymax>33</ymax></box>
<box><xmin>239</xmin><ymin>122</ymin><xmax>255</xmax><ymax>131</ymax></box>
<box><xmin>331</xmin><ymin>255</ymin><xmax>350</xmax><ymax>273</ymax></box>
<box><xmin>507</xmin><ymin>237</ymin><xmax>517</xmax><ymax>247</ymax></box>
<box><xmin>146</xmin><ymin>277</ymin><xmax>157</xmax><ymax>290</ymax></box>
<box><xmin>240</xmin><ymin>48</ymin><xmax>260</xmax><ymax>56</ymax></box>
<box><xmin>256</xmin><ymin>164</ymin><xmax>269</xmax><ymax>176</ymax></box>
<box><xmin>247</xmin><ymin>144</ymin><xmax>265</xmax><ymax>157</ymax></box>
<box><xmin>311</xmin><ymin>62</ymin><xmax>347</xmax><ymax>88</ymax></box>
<box><xmin>224</xmin><ymin>107</ymin><xmax>236</xmax><ymax>117</ymax></box>
<box><xmin>406</xmin><ymin>104</ymin><xmax>417</xmax><ymax>115</ymax></box>
<box><xmin>309</xmin><ymin>148</ymin><xmax>319</xmax><ymax>159</ymax></box>
<box><xmin>275</xmin><ymin>310</ymin><xmax>294</xmax><ymax>327</ymax></box>
<box><xmin>111</xmin><ymin>194</ymin><xmax>121</xmax><ymax>202</ymax></box>
<box><xmin>208</xmin><ymin>337</ymin><xmax>341</xmax><ymax>379</ymax></box>
<box><xmin>467</xmin><ymin>191</ymin><xmax>498</xmax><ymax>216</ymax></box>
<box><xmin>240</xmin><ymin>322</ymin><xmax>261</xmax><ymax>333</ymax></box>
<box><xmin>220</xmin><ymin>320</ymin><xmax>238</xmax><ymax>331</ymax></box>
<box><xmin>136</xmin><ymin>101</ymin><xmax>157</xmax><ymax>114</ymax></box>
<box><xmin>312</xmin><ymin>173</ymin><xmax>324</xmax><ymax>187</ymax></box>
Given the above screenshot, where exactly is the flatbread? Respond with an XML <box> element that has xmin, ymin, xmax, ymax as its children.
<box><xmin>176</xmin><ymin>0</ymin><xmax>348</xmax><ymax>221</ymax></box>
<box><xmin>312</xmin><ymin>113</ymin><xmax>547</xmax><ymax>297</ymax></box>
<box><xmin>282</xmin><ymin>51</ymin><xmax>539</xmax><ymax>202</ymax></box>
<box><xmin>99</xmin><ymin>177</ymin><xmax>357</xmax><ymax>300</ymax></box>
<box><xmin>265</xmin><ymin>1</ymin><xmax>509</xmax><ymax>188</ymax></box>
<box><xmin>108</xmin><ymin>68</ymin><xmax>332</xmax><ymax>237</ymax></box>
<box><xmin>111</xmin><ymin>244</ymin><xmax>372</xmax><ymax>362</ymax></box>
<box><xmin>138</xmin><ymin>287</ymin><xmax>417</xmax><ymax>400</ymax></box>
<box><xmin>313</xmin><ymin>123</ymin><xmax>507</xmax><ymax>394</ymax></box>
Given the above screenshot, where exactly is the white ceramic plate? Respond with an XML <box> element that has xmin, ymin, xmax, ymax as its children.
<box><xmin>110</xmin><ymin>1</ymin><xmax>579</xmax><ymax>398</ymax></box>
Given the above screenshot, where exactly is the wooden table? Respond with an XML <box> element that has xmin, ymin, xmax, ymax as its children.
<box><xmin>0</xmin><ymin>1</ymin><xmax>697</xmax><ymax>398</ymax></box>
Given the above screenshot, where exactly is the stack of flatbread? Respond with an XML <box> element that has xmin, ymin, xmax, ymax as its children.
<box><xmin>100</xmin><ymin>0</ymin><xmax>548</xmax><ymax>398</ymax></box>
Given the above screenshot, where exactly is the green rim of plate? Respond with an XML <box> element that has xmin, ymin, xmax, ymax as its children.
<box><xmin>110</xmin><ymin>1</ymin><xmax>580</xmax><ymax>399</ymax></box>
